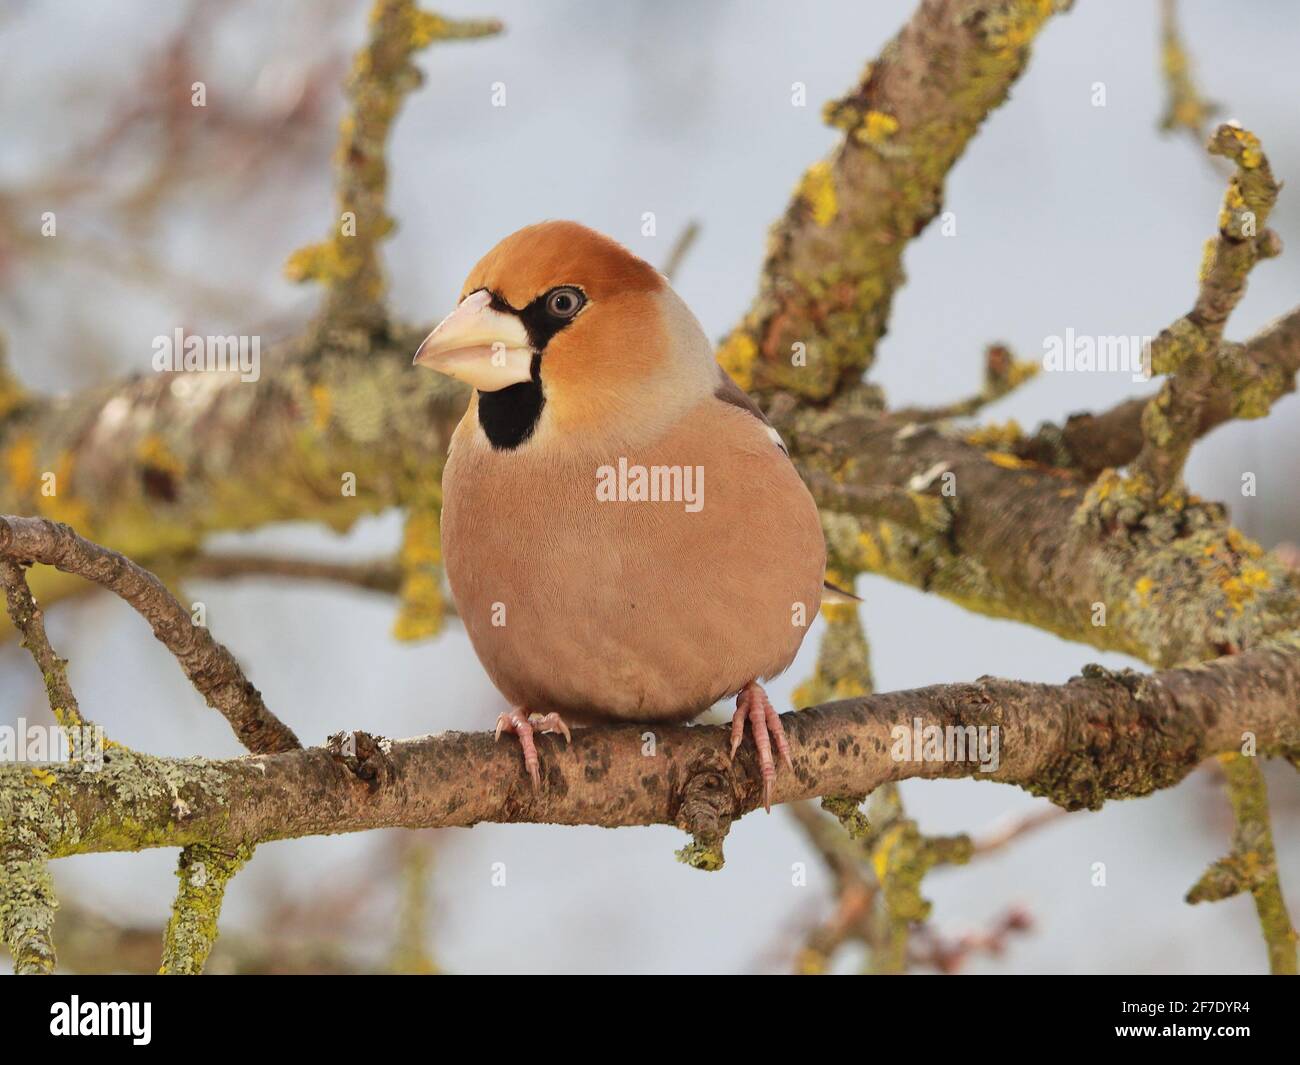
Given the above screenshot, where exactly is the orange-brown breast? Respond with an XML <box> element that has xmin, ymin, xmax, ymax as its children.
<box><xmin>441</xmin><ymin>393</ymin><xmax>826</xmax><ymax>722</ymax></box>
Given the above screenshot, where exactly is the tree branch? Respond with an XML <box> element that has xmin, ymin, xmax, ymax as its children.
<box><xmin>159</xmin><ymin>843</ymin><xmax>254</xmax><ymax>975</ymax></box>
<box><xmin>660</xmin><ymin>220</ymin><xmax>701</xmax><ymax>283</ymax></box>
<box><xmin>0</xmin><ymin>0</ymin><xmax>1069</xmax><ymax>650</ymax></box>
<box><xmin>1187</xmin><ymin>753</ymin><xmax>1297</xmax><ymax>974</ymax></box>
<box><xmin>719</xmin><ymin>0</ymin><xmax>1067</xmax><ymax>400</ymax></box>
<box><xmin>800</xmin><ymin>414</ymin><xmax>1300</xmax><ymax>668</ymax></box>
<box><xmin>1158</xmin><ymin>0</ymin><xmax>1216</xmax><ymax>142</ymax></box>
<box><xmin>1016</xmin><ymin>306</ymin><xmax>1300</xmax><ymax>476</ymax></box>
<box><xmin>284</xmin><ymin>1</ymin><xmax>502</xmax><ymax>339</ymax></box>
<box><xmin>2</xmin><ymin>0</ymin><xmax>1297</xmax><ymax>976</ymax></box>
<box><xmin>0</xmin><ymin>515</ymin><xmax>300</xmax><ymax>755</ymax></box>
<box><xmin>0</xmin><ymin>559</ymin><xmax>89</xmax><ymax>737</ymax></box>
<box><xmin>0</xmin><ymin>851</ymin><xmax>56</xmax><ymax>975</ymax></box>
<box><xmin>188</xmin><ymin>551</ymin><xmax>403</xmax><ymax>595</ymax></box>
<box><xmin>888</xmin><ymin>343</ymin><xmax>1039</xmax><ymax>423</ymax></box>
<box><xmin>1127</xmin><ymin>123</ymin><xmax>1280</xmax><ymax>502</ymax></box>
<box><xmin>4</xmin><ymin>640</ymin><xmax>1296</xmax><ymax>865</ymax></box>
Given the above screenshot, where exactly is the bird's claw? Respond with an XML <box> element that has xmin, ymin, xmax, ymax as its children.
<box><xmin>728</xmin><ymin>681</ymin><xmax>793</xmax><ymax>813</ymax></box>
<box><xmin>495</xmin><ymin>708</ymin><xmax>571</xmax><ymax>790</ymax></box>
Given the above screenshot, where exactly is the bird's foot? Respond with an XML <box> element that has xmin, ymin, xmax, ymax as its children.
<box><xmin>495</xmin><ymin>708</ymin><xmax>571</xmax><ymax>790</ymax></box>
<box><xmin>728</xmin><ymin>680</ymin><xmax>793</xmax><ymax>813</ymax></box>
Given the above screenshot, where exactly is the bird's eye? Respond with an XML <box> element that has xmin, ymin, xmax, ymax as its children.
<box><xmin>544</xmin><ymin>287</ymin><xmax>585</xmax><ymax>320</ymax></box>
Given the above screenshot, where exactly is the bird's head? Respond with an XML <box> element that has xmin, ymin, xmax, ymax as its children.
<box><xmin>414</xmin><ymin>220</ymin><xmax>716</xmax><ymax>452</ymax></box>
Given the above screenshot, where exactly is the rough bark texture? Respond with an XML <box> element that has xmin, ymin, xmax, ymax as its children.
<box><xmin>797</xmin><ymin>413</ymin><xmax>1300</xmax><ymax>668</ymax></box>
<box><xmin>1126</xmin><ymin>124</ymin><xmax>1280</xmax><ymax>502</ymax></box>
<box><xmin>4</xmin><ymin>642</ymin><xmax>1296</xmax><ymax>863</ymax></box>
<box><xmin>718</xmin><ymin>0</ymin><xmax>1068</xmax><ymax>399</ymax></box>
<box><xmin>284</xmin><ymin>2</ymin><xmax>502</xmax><ymax>338</ymax></box>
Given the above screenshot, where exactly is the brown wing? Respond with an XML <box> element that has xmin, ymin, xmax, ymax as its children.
<box><xmin>714</xmin><ymin>371</ymin><xmax>859</xmax><ymax>605</ymax></box>
<box><xmin>713</xmin><ymin>368</ymin><xmax>787</xmax><ymax>454</ymax></box>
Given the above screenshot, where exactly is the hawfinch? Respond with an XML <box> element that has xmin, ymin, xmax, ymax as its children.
<box><xmin>414</xmin><ymin>221</ymin><xmax>827</xmax><ymax>809</ymax></box>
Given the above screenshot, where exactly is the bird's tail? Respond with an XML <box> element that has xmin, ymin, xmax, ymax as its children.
<box><xmin>820</xmin><ymin>580</ymin><xmax>862</xmax><ymax>605</ymax></box>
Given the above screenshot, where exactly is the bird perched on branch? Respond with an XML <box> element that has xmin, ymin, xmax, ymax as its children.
<box><xmin>414</xmin><ymin>221</ymin><xmax>828</xmax><ymax>808</ymax></box>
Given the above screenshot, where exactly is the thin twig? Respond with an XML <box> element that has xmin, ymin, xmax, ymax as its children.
<box><xmin>1158</xmin><ymin>0</ymin><xmax>1216</xmax><ymax>143</ymax></box>
<box><xmin>909</xmin><ymin>906</ymin><xmax>1034</xmax><ymax>973</ymax></box>
<box><xmin>0</xmin><ymin>516</ymin><xmax>299</xmax><ymax>755</ymax></box>
<box><xmin>890</xmin><ymin>343</ymin><xmax>1038</xmax><ymax>423</ymax></box>
<box><xmin>970</xmin><ymin>806</ymin><xmax>1069</xmax><ymax>856</ymax></box>
<box><xmin>0</xmin><ymin>559</ymin><xmax>88</xmax><ymax>734</ymax></box>
<box><xmin>285</xmin><ymin>1</ymin><xmax>503</xmax><ymax>338</ymax></box>
<box><xmin>1128</xmin><ymin>123</ymin><xmax>1280</xmax><ymax>502</ymax></box>
<box><xmin>1187</xmin><ymin>754</ymin><xmax>1297</xmax><ymax>974</ymax></box>
<box><xmin>660</xmin><ymin>220</ymin><xmax>701</xmax><ymax>282</ymax></box>
<box><xmin>189</xmin><ymin>552</ymin><xmax>403</xmax><ymax>595</ymax></box>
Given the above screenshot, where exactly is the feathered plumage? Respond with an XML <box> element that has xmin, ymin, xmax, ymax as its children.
<box><xmin>415</xmin><ymin>221</ymin><xmax>829</xmax><ymax>805</ymax></box>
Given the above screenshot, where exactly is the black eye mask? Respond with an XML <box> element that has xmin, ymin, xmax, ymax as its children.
<box><xmin>475</xmin><ymin>286</ymin><xmax>586</xmax><ymax>450</ymax></box>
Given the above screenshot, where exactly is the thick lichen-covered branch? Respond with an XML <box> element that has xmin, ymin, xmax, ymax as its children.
<box><xmin>0</xmin><ymin>515</ymin><xmax>300</xmax><ymax>755</ymax></box>
<box><xmin>1127</xmin><ymin>124</ymin><xmax>1280</xmax><ymax>503</ymax></box>
<box><xmin>720</xmin><ymin>0</ymin><xmax>1066</xmax><ymax>400</ymax></box>
<box><xmin>0</xmin><ymin>325</ymin><xmax>468</xmax><ymax>640</ymax></box>
<box><xmin>1187</xmin><ymin>754</ymin><xmax>1297</xmax><ymax>974</ymax></box>
<box><xmin>1</xmin><ymin>555</ymin><xmax>91</xmax><ymax>975</ymax></box>
<box><xmin>0</xmin><ymin>851</ymin><xmax>57</xmax><ymax>975</ymax></box>
<box><xmin>800</xmin><ymin>413</ymin><xmax>1300</xmax><ymax>668</ymax></box>
<box><xmin>1</xmin><ymin>640</ymin><xmax>1295</xmax><ymax>863</ymax></box>
<box><xmin>284</xmin><ymin>1</ymin><xmax>501</xmax><ymax>339</ymax></box>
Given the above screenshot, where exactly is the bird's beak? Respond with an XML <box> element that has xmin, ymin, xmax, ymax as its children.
<box><xmin>412</xmin><ymin>289</ymin><xmax>534</xmax><ymax>391</ymax></box>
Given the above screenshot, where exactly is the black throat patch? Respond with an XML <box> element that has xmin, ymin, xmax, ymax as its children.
<box><xmin>477</xmin><ymin>351</ymin><xmax>545</xmax><ymax>450</ymax></box>
<box><xmin>474</xmin><ymin>287</ymin><xmax>583</xmax><ymax>451</ymax></box>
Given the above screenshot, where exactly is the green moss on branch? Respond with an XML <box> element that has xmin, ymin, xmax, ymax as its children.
<box><xmin>159</xmin><ymin>842</ymin><xmax>254</xmax><ymax>975</ymax></box>
<box><xmin>1187</xmin><ymin>754</ymin><xmax>1297</xmax><ymax>974</ymax></box>
<box><xmin>729</xmin><ymin>0</ymin><xmax>1064</xmax><ymax>400</ymax></box>
<box><xmin>0</xmin><ymin>851</ymin><xmax>57</xmax><ymax>975</ymax></box>
<box><xmin>285</xmin><ymin>1</ymin><xmax>502</xmax><ymax>341</ymax></box>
